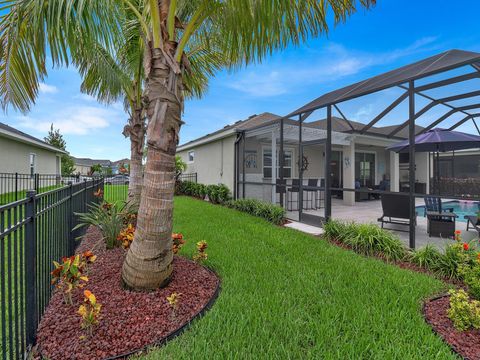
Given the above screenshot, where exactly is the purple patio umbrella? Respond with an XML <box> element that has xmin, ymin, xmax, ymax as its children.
<box><xmin>387</xmin><ymin>128</ymin><xmax>480</xmax><ymax>194</ymax></box>
<box><xmin>387</xmin><ymin>128</ymin><xmax>480</xmax><ymax>153</ymax></box>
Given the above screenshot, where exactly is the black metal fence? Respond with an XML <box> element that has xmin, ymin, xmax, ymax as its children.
<box><xmin>178</xmin><ymin>173</ymin><xmax>197</xmax><ymax>183</ymax></box>
<box><xmin>0</xmin><ymin>178</ymin><xmax>104</xmax><ymax>359</ymax></box>
<box><xmin>0</xmin><ymin>173</ymin><xmax>81</xmax><ymax>206</ymax></box>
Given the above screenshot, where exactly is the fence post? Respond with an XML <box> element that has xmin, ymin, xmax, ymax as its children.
<box><xmin>68</xmin><ymin>182</ymin><xmax>74</xmax><ymax>255</ymax></box>
<box><xmin>15</xmin><ymin>172</ymin><xmax>18</xmax><ymax>201</ymax></box>
<box><xmin>34</xmin><ymin>173</ymin><xmax>39</xmax><ymax>193</ymax></box>
<box><xmin>83</xmin><ymin>179</ymin><xmax>87</xmax><ymax>212</ymax></box>
<box><xmin>25</xmin><ymin>190</ymin><xmax>37</xmax><ymax>348</ymax></box>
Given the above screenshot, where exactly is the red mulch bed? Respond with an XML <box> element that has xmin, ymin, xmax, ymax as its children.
<box><xmin>35</xmin><ymin>227</ymin><xmax>220</xmax><ymax>360</ymax></box>
<box><xmin>424</xmin><ymin>295</ymin><xmax>480</xmax><ymax>360</ymax></box>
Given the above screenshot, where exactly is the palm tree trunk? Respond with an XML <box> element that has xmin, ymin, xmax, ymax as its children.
<box><xmin>124</xmin><ymin>108</ymin><xmax>145</xmax><ymax>205</ymax></box>
<box><xmin>122</xmin><ymin>46</ymin><xmax>182</xmax><ymax>290</ymax></box>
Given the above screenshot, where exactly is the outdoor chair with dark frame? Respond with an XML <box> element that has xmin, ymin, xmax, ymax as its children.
<box><xmin>465</xmin><ymin>215</ymin><xmax>480</xmax><ymax>234</ymax></box>
<box><xmin>377</xmin><ymin>193</ymin><xmax>416</xmax><ymax>231</ymax></box>
<box><xmin>287</xmin><ymin>179</ymin><xmax>300</xmax><ymax>211</ymax></box>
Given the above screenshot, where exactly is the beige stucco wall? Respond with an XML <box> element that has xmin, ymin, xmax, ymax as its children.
<box><xmin>0</xmin><ymin>136</ymin><xmax>60</xmax><ymax>175</ymax></box>
<box><xmin>74</xmin><ymin>164</ymin><xmax>91</xmax><ymax>175</ymax></box>
<box><xmin>177</xmin><ymin>135</ymin><xmax>236</xmax><ymax>190</ymax></box>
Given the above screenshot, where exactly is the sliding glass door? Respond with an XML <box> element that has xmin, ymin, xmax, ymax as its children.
<box><xmin>355</xmin><ymin>152</ymin><xmax>375</xmax><ymax>187</ymax></box>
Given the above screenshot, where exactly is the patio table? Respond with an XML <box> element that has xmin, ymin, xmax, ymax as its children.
<box><xmin>426</xmin><ymin>211</ymin><xmax>456</xmax><ymax>238</ymax></box>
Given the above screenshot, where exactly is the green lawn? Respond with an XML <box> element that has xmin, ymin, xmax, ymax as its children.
<box><xmin>140</xmin><ymin>196</ymin><xmax>456</xmax><ymax>359</ymax></box>
<box><xmin>104</xmin><ymin>184</ymin><xmax>128</xmax><ymax>204</ymax></box>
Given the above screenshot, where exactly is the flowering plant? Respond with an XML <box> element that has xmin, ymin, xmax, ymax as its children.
<box><xmin>93</xmin><ymin>188</ymin><xmax>104</xmax><ymax>198</ymax></box>
<box><xmin>166</xmin><ymin>292</ymin><xmax>182</xmax><ymax>311</ymax></box>
<box><xmin>172</xmin><ymin>233</ymin><xmax>185</xmax><ymax>254</ymax></box>
<box><xmin>51</xmin><ymin>254</ymin><xmax>89</xmax><ymax>305</ymax></box>
<box><xmin>455</xmin><ymin>230</ymin><xmax>462</xmax><ymax>242</ymax></box>
<box><xmin>193</xmin><ymin>241</ymin><xmax>208</xmax><ymax>263</ymax></box>
<box><xmin>78</xmin><ymin>290</ymin><xmax>101</xmax><ymax>336</ymax></box>
<box><xmin>117</xmin><ymin>223</ymin><xmax>135</xmax><ymax>249</ymax></box>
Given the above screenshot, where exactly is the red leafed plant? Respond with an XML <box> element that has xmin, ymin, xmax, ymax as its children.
<box><xmin>51</xmin><ymin>254</ymin><xmax>90</xmax><ymax>305</ymax></box>
<box><xmin>78</xmin><ymin>290</ymin><xmax>101</xmax><ymax>337</ymax></box>
<box><xmin>193</xmin><ymin>241</ymin><xmax>208</xmax><ymax>263</ymax></box>
<box><xmin>117</xmin><ymin>224</ymin><xmax>135</xmax><ymax>249</ymax></box>
<box><xmin>172</xmin><ymin>233</ymin><xmax>185</xmax><ymax>254</ymax></box>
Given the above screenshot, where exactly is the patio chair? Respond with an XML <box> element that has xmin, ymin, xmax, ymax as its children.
<box><xmin>304</xmin><ymin>179</ymin><xmax>319</xmax><ymax>209</ymax></box>
<box><xmin>275</xmin><ymin>179</ymin><xmax>286</xmax><ymax>208</ymax></box>
<box><xmin>423</xmin><ymin>196</ymin><xmax>455</xmax><ymax>217</ymax></box>
<box><xmin>423</xmin><ymin>196</ymin><xmax>457</xmax><ymax>238</ymax></box>
<box><xmin>377</xmin><ymin>193</ymin><xmax>416</xmax><ymax>231</ymax></box>
<box><xmin>465</xmin><ymin>215</ymin><xmax>480</xmax><ymax>234</ymax></box>
<box><xmin>287</xmin><ymin>179</ymin><xmax>300</xmax><ymax>211</ymax></box>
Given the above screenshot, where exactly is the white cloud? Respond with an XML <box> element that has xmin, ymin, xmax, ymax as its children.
<box><xmin>74</xmin><ymin>93</ymin><xmax>98</xmax><ymax>102</ymax></box>
<box><xmin>17</xmin><ymin>106</ymin><xmax>114</xmax><ymax>135</ymax></box>
<box><xmin>228</xmin><ymin>71</ymin><xmax>288</xmax><ymax>97</ymax></box>
<box><xmin>226</xmin><ymin>36</ymin><xmax>439</xmax><ymax>97</ymax></box>
<box><xmin>39</xmin><ymin>83</ymin><xmax>58</xmax><ymax>94</ymax></box>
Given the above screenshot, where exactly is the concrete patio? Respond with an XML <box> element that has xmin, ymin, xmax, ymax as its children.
<box><xmin>287</xmin><ymin>198</ymin><xmax>478</xmax><ymax>249</ymax></box>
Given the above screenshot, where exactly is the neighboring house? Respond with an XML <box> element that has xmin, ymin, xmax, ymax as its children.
<box><xmin>178</xmin><ymin>112</ymin><xmax>480</xmax><ymax>206</ymax></box>
<box><xmin>73</xmin><ymin>157</ymin><xmax>112</xmax><ymax>175</ymax></box>
<box><xmin>0</xmin><ymin>122</ymin><xmax>65</xmax><ymax>175</ymax></box>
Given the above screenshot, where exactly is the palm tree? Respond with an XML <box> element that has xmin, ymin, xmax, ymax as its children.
<box><xmin>75</xmin><ymin>10</ymin><xmax>147</xmax><ymax>205</ymax></box>
<box><xmin>0</xmin><ymin>0</ymin><xmax>376</xmax><ymax>290</ymax></box>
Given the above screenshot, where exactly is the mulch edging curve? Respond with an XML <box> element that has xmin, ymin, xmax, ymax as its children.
<box><xmin>423</xmin><ymin>293</ymin><xmax>480</xmax><ymax>360</ymax></box>
<box><xmin>104</xmin><ymin>271</ymin><xmax>221</xmax><ymax>360</ymax></box>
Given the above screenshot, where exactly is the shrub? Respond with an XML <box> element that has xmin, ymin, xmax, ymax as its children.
<box><xmin>78</xmin><ymin>290</ymin><xmax>102</xmax><ymax>336</ymax></box>
<box><xmin>343</xmin><ymin>223</ymin><xmax>406</xmax><ymax>261</ymax></box>
<box><xmin>323</xmin><ymin>219</ymin><xmax>351</xmax><ymax>243</ymax></box>
<box><xmin>206</xmin><ymin>184</ymin><xmax>231</xmax><ymax>204</ymax></box>
<box><xmin>459</xmin><ymin>261</ymin><xmax>480</xmax><ymax>300</ymax></box>
<box><xmin>51</xmin><ymin>254</ymin><xmax>90</xmax><ymax>305</ymax></box>
<box><xmin>74</xmin><ymin>201</ymin><xmax>125</xmax><ymax>249</ymax></box>
<box><xmin>433</xmin><ymin>242</ymin><xmax>472</xmax><ymax>279</ymax></box>
<box><xmin>177</xmin><ymin>181</ymin><xmax>231</xmax><ymax>204</ymax></box>
<box><xmin>172</xmin><ymin>233</ymin><xmax>185</xmax><ymax>254</ymax></box>
<box><xmin>225</xmin><ymin>198</ymin><xmax>286</xmax><ymax>225</ymax></box>
<box><xmin>409</xmin><ymin>244</ymin><xmax>443</xmax><ymax>270</ymax></box>
<box><xmin>193</xmin><ymin>241</ymin><xmax>208</xmax><ymax>263</ymax></box>
<box><xmin>447</xmin><ymin>289</ymin><xmax>480</xmax><ymax>331</ymax></box>
<box><xmin>117</xmin><ymin>224</ymin><xmax>135</xmax><ymax>249</ymax></box>
<box><xmin>323</xmin><ymin>220</ymin><xmax>405</xmax><ymax>261</ymax></box>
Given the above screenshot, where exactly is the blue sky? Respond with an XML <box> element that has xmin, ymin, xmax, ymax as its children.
<box><xmin>2</xmin><ymin>0</ymin><xmax>480</xmax><ymax>160</ymax></box>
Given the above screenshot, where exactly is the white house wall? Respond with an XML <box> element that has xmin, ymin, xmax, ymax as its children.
<box><xmin>177</xmin><ymin>135</ymin><xmax>236</xmax><ymax>190</ymax></box>
<box><xmin>0</xmin><ymin>136</ymin><xmax>60</xmax><ymax>174</ymax></box>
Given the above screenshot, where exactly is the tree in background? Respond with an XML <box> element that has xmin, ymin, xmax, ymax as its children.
<box><xmin>87</xmin><ymin>164</ymin><xmax>104</xmax><ymax>177</ymax></box>
<box><xmin>175</xmin><ymin>155</ymin><xmax>187</xmax><ymax>181</ymax></box>
<box><xmin>44</xmin><ymin>124</ymin><xmax>75</xmax><ymax>175</ymax></box>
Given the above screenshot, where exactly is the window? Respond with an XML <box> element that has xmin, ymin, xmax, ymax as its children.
<box><xmin>188</xmin><ymin>151</ymin><xmax>195</xmax><ymax>162</ymax></box>
<box><xmin>29</xmin><ymin>153</ymin><xmax>36</xmax><ymax>177</ymax></box>
<box><xmin>355</xmin><ymin>152</ymin><xmax>375</xmax><ymax>187</ymax></box>
<box><xmin>263</xmin><ymin>149</ymin><xmax>292</xmax><ymax>178</ymax></box>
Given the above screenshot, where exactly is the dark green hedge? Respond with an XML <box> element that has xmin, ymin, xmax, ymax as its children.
<box><xmin>176</xmin><ymin>181</ymin><xmax>286</xmax><ymax>225</ymax></box>
<box><xmin>176</xmin><ymin>181</ymin><xmax>231</xmax><ymax>204</ymax></box>
<box><xmin>225</xmin><ymin>198</ymin><xmax>286</xmax><ymax>225</ymax></box>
